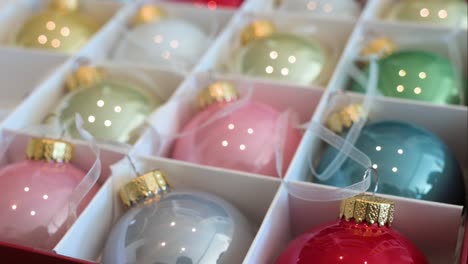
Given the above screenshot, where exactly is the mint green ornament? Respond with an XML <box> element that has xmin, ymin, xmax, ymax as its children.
<box><xmin>386</xmin><ymin>0</ymin><xmax>467</xmax><ymax>28</ymax></box>
<box><xmin>350</xmin><ymin>50</ymin><xmax>462</xmax><ymax>105</ymax></box>
<box><xmin>55</xmin><ymin>78</ymin><xmax>161</xmax><ymax>144</ymax></box>
<box><xmin>235</xmin><ymin>34</ymin><xmax>327</xmax><ymax>86</ymax></box>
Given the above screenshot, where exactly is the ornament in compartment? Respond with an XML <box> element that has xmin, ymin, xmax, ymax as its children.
<box><xmin>317</xmin><ymin>105</ymin><xmax>465</xmax><ymax>205</ymax></box>
<box><xmin>113</xmin><ymin>5</ymin><xmax>209</xmax><ymax>70</ymax></box>
<box><xmin>276</xmin><ymin>194</ymin><xmax>428</xmax><ymax>264</ymax></box>
<box><xmin>171</xmin><ymin>81</ymin><xmax>302</xmax><ymax>176</ymax></box>
<box><xmin>386</xmin><ymin>0</ymin><xmax>467</xmax><ymax>28</ymax></box>
<box><xmin>276</xmin><ymin>0</ymin><xmax>361</xmax><ymax>18</ymax></box>
<box><xmin>0</xmin><ymin>137</ymin><xmax>99</xmax><ymax>250</ymax></box>
<box><xmin>231</xmin><ymin>20</ymin><xmax>328</xmax><ymax>86</ymax></box>
<box><xmin>169</xmin><ymin>0</ymin><xmax>244</xmax><ymax>9</ymax></box>
<box><xmin>103</xmin><ymin>170</ymin><xmax>255</xmax><ymax>264</ymax></box>
<box><xmin>15</xmin><ymin>0</ymin><xmax>99</xmax><ymax>53</ymax></box>
<box><xmin>51</xmin><ymin>65</ymin><xmax>162</xmax><ymax>144</ymax></box>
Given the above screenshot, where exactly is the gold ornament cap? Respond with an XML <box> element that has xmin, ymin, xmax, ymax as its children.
<box><xmin>49</xmin><ymin>0</ymin><xmax>79</xmax><ymax>12</ymax></box>
<box><xmin>360</xmin><ymin>37</ymin><xmax>396</xmax><ymax>58</ymax></box>
<box><xmin>65</xmin><ymin>66</ymin><xmax>106</xmax><ymax>91</ymax></box>
<box><xmin>326</xmin><ymin>104</ymin><xmax>363</xmax><ymax>134</ymax></box>
<box><xmin>340</xmin><ymin>194</ymin><xmax>395</xmax><ymax>227</ymax></box>
<box><xmin>26</xmin><ymin>138</ymin><xmax>74</xmax><ymax>163</ymax></box>
<box><xmin>119</xmin><ymin>170</ymin><xmax>170</xmax><ymax>207</ymax></box>
<box><xmin>241</xmin><ymin>20</ymin><xmax>276</xmax><ymax>45</ymax></box>
<box><xmin>132</xmin><ymin>5</ymin><xmax>166</xmax><ymax>27</ymax></box>
<box><xmin>197</xmin><ymin>81</ymin><xmax>239</xmax><ymax>109</ymax></box>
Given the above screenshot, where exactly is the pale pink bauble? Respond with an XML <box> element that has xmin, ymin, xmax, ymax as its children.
<box><xmin>171</xmin><ymin>101</ymin><xmax>302</xmax><ymax>176</ymax></box>
<box><xmin>0</xmin><ymin>160</ymin><xmax>99</xmax><ymax>250</ymax></box>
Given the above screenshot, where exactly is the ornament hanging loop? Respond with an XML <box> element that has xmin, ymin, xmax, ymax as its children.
<box><xmin>126</xmin><ymin>154</ymin><xmax>141</xmax><ymax>177</ymax></box>
<box><xmin>364</xmin><ymin>166</ymin><xmax>379</xmax><ymax>195</ymax></box>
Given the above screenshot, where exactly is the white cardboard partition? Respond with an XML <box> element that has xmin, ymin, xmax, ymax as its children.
<box><xmin>0</xmin><ymin>0</ymin><xmax>466</xmax><ymax>263</ymax></box>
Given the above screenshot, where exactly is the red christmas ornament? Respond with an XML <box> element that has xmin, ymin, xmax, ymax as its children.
<box><xmin>276</xmin><ymin>195</ymin><xmax>428</xmax><ymax>264</ymax></box>
<box><xmin>170</xmin><ymin>0</ymin><xmax>244</xmax><ymax>9</ymax></box>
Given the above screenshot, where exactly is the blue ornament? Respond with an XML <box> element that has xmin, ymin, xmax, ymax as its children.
<box><xmin>316</xmin><ymin>121</ymin><xmax>465</xmax><ymax>205</ymax></box>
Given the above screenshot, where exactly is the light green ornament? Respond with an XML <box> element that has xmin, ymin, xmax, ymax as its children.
<box><xmin>386</xmin><ymin>0</ymin><xmax>467</xmax><ymax>28</ymax></box>
<box><xmin>53</xmin><ymin>67</ymin><xmax>162</xmax><ymax>144</ymax></box>
<box><xmin>350</xmin><ymin>50</ymin><xmax>462</xmax><ymax>105</ymax></box>
<box><xmin>233</xmin><ymin>20</ymin><xmax>327</xmax><ymax>86</ymax></box>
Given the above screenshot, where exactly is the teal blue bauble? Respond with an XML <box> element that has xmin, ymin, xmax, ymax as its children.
<box><xmin>316</xmin><ymin>121</ymin><xmax>465</xmax><ymax>205</ymax></box>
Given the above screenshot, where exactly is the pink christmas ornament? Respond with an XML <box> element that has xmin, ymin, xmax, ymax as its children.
<box><xmin>0</xmin><ymin>138</ymin><xmax>99</xmax><ymax>250</ymax></box>
<box><xmin>171</xmin><ymin>81</ymin><xmax>301</xmax><ymax>177</ymax></box>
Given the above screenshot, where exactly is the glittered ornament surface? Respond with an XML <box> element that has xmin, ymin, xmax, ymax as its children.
<box><xmin>56</xmin><ymin>81</ymin><xmax>161</xmax><ymax>144</ymax></box>
<box><xmin>15</xmin><ymin>9</ymin><xmax>98</xmax><ymax>53</ymax></box>
<box><xmin>171</xmin><ymin>101</ymin><xmax>301</xmax><ymax>176</ymax></box>
<box><xmin>103</xmin><ymin>191</ymin><xmax>254</xmax><ymax>264</ymax></box>
<box><xmin>317</xmin><ymin>121</ymin><xmax>465</xmax><ymax>205</ymax></box>
<box><xmin>170</xmin><ymin>0</ymin><xmax>244</xmax><ymax>9</ymax></box>
<box><xmin>114</xmin><ymin>19</ymin><xmax>208</xmax><ymax>68</ymax></box>
<box><xmin>235</xmin><ymin>34</ymin><xmax>326</xmax><ymax>86</ymax></box>
<box><xmin>350</xmin><ymin>50</ymin><xmax>461</xmax><ymax>105</ymax></box>
<box><xmin>276</xmin><ymin>219</ymin><xmax>428</xmax><ymax>264</ymax></box>
<box><xmin>0</xmin><ymin>160</ymin><xmax>99</xmax><ymax>250</ymax></box>
<box><xmin>386</xmin><ymin>0</ymin><xmax>467</xmax><ymax>28</ymax></box>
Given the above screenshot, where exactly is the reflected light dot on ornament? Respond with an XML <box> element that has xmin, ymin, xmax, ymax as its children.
<box><xmin>247</xmin><ymin>128</ymin><xmax>254</xmax><ymax>134</ymax></box>
<box><xmin>396</xmin><ymin>85</ymin><xmax>405</xmax><ymax>93</ymax></box>
<box><xmin>97</xmin><ymin>100</ymin><xmax>105</xmax><ymax>107</ymax></box>
<box><xmin>222</xmin><ymin>140</ymin><xmax>228</xmax><ymax>147</ymax></box>
<box><xmin>192</xmin><ymin>228</ymin><xmax>196</xmax><ymax>232</ymax></box>
<box><xmin>228</xmin><ymin>123</ymin><xmax>235</xmax><ymax>130</ymax></box>
<box><xmin>420</xmin><ymin>8</ymin><xmax>430</xmax><ymax>18</ymax></box>
<box><xmin>419</xmin><ymin>72</ymin><xmax>426</xmax><ymax>79</ymax></box>
<box><xmin>307</xmin><ymin>1</ymin><xmax>317</xmax><ymax>10</ymax></box>
<box><xmin>372</xmin><ymin>164</ymin><xmax>378</xmax><ymax>169</ymax></box>
<box><xmin>153</xmin><ymin>35</ymin><xmax>163</xmax><ymax>44</ymax></box>
<box><xmin>181</xmin><ymin>247</ymin><xmax>186</xmax><ymax>252</ymax></box>
<box><xmin>46</xmin><ymin>21</ymin><xmax>56</xmax><ymax>31</ymax></box>
<box><xmin>414</xmin><ymin>87</ymin><xmax>422</xmax><ymax>94</ymax></box>
<box><xmin>339</xmin><ymin>256</ymin><xmax>343</xmax><ymax>260</ymax></box>
<box><xmin>11</xmin><ymin>205</ymin><xmax>17</xmax><ymax>210</ymax></box>
<box><xmin>24</xmin><ymin>187</ymin><xmax>30</xmax><ymax>192</ymax></box>
<box><xmin>170</xmin><ymin>40</ymin><xmax>179</xmax><ymax>49</ymax></box>
<box><xmin>61</xmin><ymin>27</ymin><xmax>70</xmax><ymax>37</ymax></box>
<box><xmin>375</xmin><ymin>146</ymin><xmax>382</xmax><ymax>151</ymax></box>
<box><xmin>162</xmin><ymin>51</ymin><xmax>171</xmax><ymax>60</ymax></box>
<box><xmin>323</xmin><ymin>4</ymin><xmax>333</xmax><ymax>13</ymax></box>
<box><xmin>170</xmin><ymin>221</ymin><xmax>176</xmax><ymax>226</ymax></box>
<box><xmin>288</xmin><ymin>56</ymin><xmax>296</xmax><ymax>64</ymax></box>
<box><xmin>239</xmin><ymin>144</ymin><xmax>246</xmax><ymax>150</ymax></box>
<box><xmin>51</xmin><ymin>39</ymin><xmax>61</xmax><ymax>48</ymax></box>
<box><xmin>114</xmin><ymin>106</ymin><xmax>122</xmax><ymax>113</ymax></box>
<box><xmin>207</xmin><ymin>0</ymin><xmax>217</xmax><ymax>10</ymax></box>
<box><xmin>30</xmin><ymin>211</ymin><xmax>36</xmax><ymax>216</ymax></box>
<box><xmin>270</xmin><ymin>51</ymin><xmax>278</xmax><ymax>60</ymax></box>
<box><xmin>104</xmin><ymin>120</ymin><xmax>112</xmax><ymax>127</ymax></box>
<box><xmin>392</xmin><ymin>167</ymin><xmax>398</xmax><ymax>173</ymax></box>
<box><xmin>398</xmin><ymin>69</ymin><xmax>406</xmax><ymax>77</ymax></box>
<box><xmin>438</xmin><ymin>9</ymin><xmax>448</xmax><ymax>19</ymax></box>
<box><xmin>265</xmin><ymin>65</ymin><xmax>274</xmax><ymax>74</ymax></box>
<box><xmin>88</xmin><ymin>115</ymin><xmax>95</xmax><ymax>123</ymax></box>
<box><xmin>37</xmin><ymin>35</ymin><xmax>47</xmax><ymax>44</ymax></box>
<box><xmin>281</xmin><ymin>68</ymin><xmax>289</xmax><ymax>76</ymax></box>
<box><xmin>43</xmin><ymin>194</ymin><xmax>48</xmax><ymax>200</ymax></box>
<box><xmin>397</xmin><ymin>149</ymin><xmax>404</xmax><ymax>155</ymax></box>
<box><xmin>161</xmin><ymin>242</ymin><xmax>166</xmax><ymax>247</ymax></box>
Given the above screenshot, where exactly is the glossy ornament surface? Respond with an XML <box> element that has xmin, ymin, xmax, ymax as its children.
<box><xmin>277</xmin><ymin>0</ymin><xmax>361</xmax><ymax>18</ymax></box>
<box><xmin>15</xmin><ymin>1</ymin><xmax>98</xmax><ymax>53</ymax></box>
<box><xmin>0</xmin><ymin>139</ymin><xmax>99</xmax><ymax>250</ymax></box>
<box><xmin>386</xmin><ymin>0</ymin><xmax>467</xmax><ymax>28</ymax></box>
<box><xmin>276</xmin><ymin>195</ymin><xmax>428</xmax><ymax>264</ymax></box>
<box><xmin>235</xmin><ymin>34</ymin><xmax>326</xmax><ymax>86</ymax></box>
<box><xmin>350</xmin><ymin>50</ymin><xmax>461</xmax><ymax>105</ymax></box>
<box><xmin>56</xmin><ymin>80</ymin><xmax>160</xmax><ymax>144</ymax></box>
<box><xmin>171</xmin><ymin>82</ymin><xmax>301</xmax><ymax>176</ymax></box>
<box><xmin>103</xmin><ymin>171</ymin><xmax>254</xmax><ymax>264</ymax></box>
<box><xmin>170</xmin><ymin>0</ymin><xmax>244</xmax><ymax>9</ymax></box>
<box><xmin>317</xmin><ymin>121</ymin><xmax>465</xmax><ymax>205</ymax></box>
<box><xmin>114</xmin><ymin>19</ymin><xmax>208</xmax><ymax>68</ymax></box>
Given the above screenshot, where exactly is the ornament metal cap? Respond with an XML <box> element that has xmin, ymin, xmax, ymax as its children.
<box><xmin>340</xmin><ymin>194</ymin><xmax>395</xmax><ymax>227</ymax></box>
<box><xmin>119</xmin><ymin>170</ymin><xmax>170</xmax><ymax>207</ymax></box>
<box><xmin>197</xmin><ymin>81</ymin><xmax>239</xmax><ymax>109</ymax></box>
<box><xmin>326</xmin><ymin>104</ymin><xmax>363</xmax><ymax>134</ymax></box>
<box><xmin>241</xmin><ymin>20</ymin><xmax>276</xmax><ymax>46</ymax></box>
<box><xmin>65</xmin><ymin>66</ymin><xmax>106</xmax><ymax>91</ymax></box>
<box><xmin>49</xmin><ymin>0</ymin><xmax>79</xmax><ymax>12</ymax></box>
<box><xmin>360</xmin><ymin>37</ymin><xmax>396</xmax><ymax>58</ymax></box>
<box><xmin>26</xmin><ymin>137</ymin><xmax>74</xmax><ymax>163</ymax></box>
<box><xmin>132</xmin><ymin>5</ymin><xmax>166</xmax><ymax>27</ymax></box>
